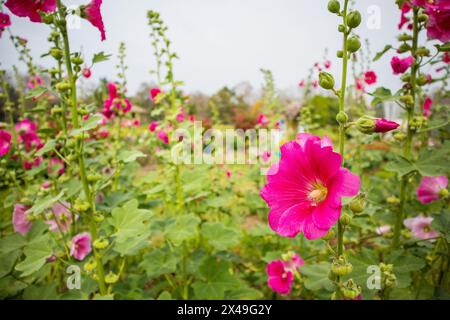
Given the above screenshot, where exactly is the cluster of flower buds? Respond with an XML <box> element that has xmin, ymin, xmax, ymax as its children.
<box><xmin>331</xmin><ymin>255</ymin><xmax>353</xmax><ymax>277</ymax></box>
<box><xmin>380</xmin><ymin>263</ymin><xmax>397</xmax><ymax>290</ymax></box>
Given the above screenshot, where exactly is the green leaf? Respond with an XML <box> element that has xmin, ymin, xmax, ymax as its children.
<box><xmin>117</xmin><ymin>150</ymin><xmax>147</xmax><ymax>163</ymax></box>
<box><xmin>15</xmin><ymin>235</ymin><xmax>52</xmax><ymax>277</ymax></box>
<box><xmin>69</xmin><ymin>114</ymin><xmax>103</xmax><ymax>136</ymax></box>
<box><xmin>92</xmin><ymin>52</ymin><xmax>112</xmax><ymax>64</ymax></box>
<box><xmin>192</xmin><ymin>257</ymin><xmax>238</xmax><ymax>300</ymax></box>
<box><xmin>347</xmin><ymin>248</ymin><xmax>380</xmax><ymax>298</ymax></box>
<box><xmin>201</xmin><ymin>222</ymin><xmax>240</xmax><ymax>251</ymax></box>
<box><xmin>385</xmin><ymin>155</ymin><xmax>415</xmax><ymax>177</ymax></box>
<box><xmin>432</xmin><ymin>211</ymin><xmax>450</xmax><ymax>239</ymax></box>
<box><xmin>157</xmin><ymin>291</ymin><xmax>173</xmax><ymax>300</ymax></box>
<box><xmin>0</xmin><ymin>233</ymin><xmax>27</xmax><ymax>255</ymax></box>
<box><xmin>35</xmin><ymin>139</ymin><xmax>56</xmax><ymax>157</ymax></box>
<box><xmin>0</xmin><ymin>251</ymin><xmax>21</xmax><ymax>278</ymax></box>
<box><xmin>165</xmin><ymin>214</ymin><xmax>201</xmax><ymax>246</ymax></box>
<box><xmin>301</xmin><ymin>263</ymin><xmax>334</xmax><ymax>291</ymax></box>
<box><xmin>373</xmin><ymin>45</ymin><xmax>393</xmax><ymax>62</ymax></box>
<box><xmin>26</xmin><ymin>87</ymin><xmax>47</xmax><ymax>99</ymax></box>
<box><xmin>370</xmin><ymin>87</ymin><xmax>400</xmax><ymax>107</ymax></box>
<box><xmin>107</xmin><ymin>199</ymin><xmax>152</xmax><ymax>256</ymax></box>
<box><xmin>415</xmin><ymin>143</ymin><xmax>450</xmax><ymax>176</ymax></box>
<box><xmin>387</xmin><ymin>250</ymin><xmax>425</xmax><ymax>288</ymax></box>
<box><xmin>139</xmin><ymin>247</ymin><xmax>181</xmax><ymax>278</ymax></box>
<box><xmin>26</xmin><ymin>192</ymin><xmax>65</xmax><ymax>215</ymax></box>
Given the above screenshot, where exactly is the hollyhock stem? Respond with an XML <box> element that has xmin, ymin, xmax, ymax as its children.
<box><xmin>56</xmin><ymin>0</ymin><xmax>107</xmax><ymax>295</ymax></box>
<box><xmin>337</xmin><ymin>0</ymin><xmax>350</xmax><ymax>258</ymax></box>
<box><xmin>393</xmin><ymin>6</ymin><xmax>419</xmax><ymax>248</ymax></box>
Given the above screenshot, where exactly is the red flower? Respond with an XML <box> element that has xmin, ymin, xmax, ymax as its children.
<box><xmin>82</xmin><ymin>66</ymin><xmax>92</xmax><ymax>78</ymax></box>
<box><xmin>364</xmin><ymin>70</ymin><xmax>377</xmax><ymax>85</ymax></box>
<box><xmin>5</xmin><ymin>0</ymin><xmax>56</xmax><ymax>23</ymax></box>
<box><xmin>82</xmin><ymin>0</ymin><xmax>106</xmax><ymax>41</ymax></box>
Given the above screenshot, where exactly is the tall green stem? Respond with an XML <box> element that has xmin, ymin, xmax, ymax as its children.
<box><xmin>56</xmin><ymin>0</ymin><xmax>107</xmax><ymax>295</ymax></box>
<box><xmin>393</xmin><ymin>6</ymin><xmax>419</xmax><ymax>248</ymax></box>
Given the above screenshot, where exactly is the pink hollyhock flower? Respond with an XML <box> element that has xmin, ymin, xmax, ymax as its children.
<box><xmin>48</xmin><ymin>157</ymin><xmax>65</xmax><ymax>175</ymax></box>
<box><xmin>262</xmin><ymin>151</ymin><xmax>272</xmax><ymax>163</ymax></box>
<box><xmin>70</xmin><ymin>232</ymin><xmax>92</xmax><ymax>261</ymax></box>
<box><xmin>416</xmin><ymin>176</ymin><xmax>448</xmax><ymax>204</ymax></box>
<box><xmin>19</xmin><ymin>131</ymin><xmax>43</xmax><ymax>152</ymax></box>
<box><xmin>423</xmin><ymin>97</ymin><xmax>433</xmax><ymax>117</ymax></box>
<box><xmin>282</xmin><ymin>253</ymin><xmax>305</xmax><ymax>272</ymax></box>
<box><xmin>157</xmin><ymin>130</ymin><xmax>169</xmax><ymax>144</ymax></box>
<box><xmin>391</xmin><ymin>56</ymin><xmax>414</xmax><ymax>75</ymax></box>
<box><xmin>98</xmin><ymin>129</ymin><xmax>110</xmax><ymax>139</ymax></box>
<box><xmin>355</xmin><ymin>78</ymin><xmax>365</xmax><ymax>92</ymax></box>
<box><xmin>123</xmin><ymin>98</ymin><xmax>132</xmax><ymax>113</ymax></box>
<box><xmin>45</xmin><ymin>202</ymin><xmax>75</xmax><ymax>233</ymax></box>
<box><xmin>132</xmin><ymin>119</ymin><xmax>140</xmax><ymax>127</ymax></box>
<box><xmin>176</xmin><ymin>110</ymin><xmax>185</xmax><ymax>123</ymax></box>
<box><xmin>257</xmin><ymin>113</ymin><xmax>270</xmax><ymax>127</ymax></box>
<box><xmin>0</xmin><ymin>13</ymin><xmax>11</xmax><ymax>35</ymax></box>
<box><xmin>0</xmin><ymin>130</ymin><xmax>12</xmax><ymax>157</ymax></box>
<box><xmin>12</xmin><ymin>204</ymin><xmax>32</xmax><ymax>235</ymax></box>
<box><xmin>226</xmin><ymin>170</ymin><xmax>232</xmax><ymax>178</ymax></box>
<box><xmin>23</xmin><ymin>156</ymin><xmax>42</xmax><ymax>170</ymax></box>
<box><xmin>150</xmin><ymin>87</ymin><xmax>162</xmax><ymax>101</ymax></box>
<box><xmin>398</xmin><ymin>1</ymin><xmax>412</xmax><ymax>29</ymax></box>
<box><xmin>324</xmin><ymin>60</ymin><xmax>332</xmax><ymax>69</ymax></box>
<box><xmin>364</xmin><ymin>70</ymin><xmax>377</xmax><ymax>85</ymax></box>
<box><xmin>404</xmin><ymin>215</ymin><xmax>439</xmax><ymax>240</ymax></box>
<box><xmin>81</xmin><ymin>0</ymin><xmax>106</xmax><ymax>41</ymax></box>
<box><xmin>149</xmin><ymin>121</ymin><xmax>158</xmax><ymax>132</ymax></box>
<box><xmin>260</xmin><ymin>134</ymin><xmax>360</xmax><ymax>240</ymax></box>
<box><xmin>41</xmin><ymin>181</ymin><xmax>51</xmax><ymax>189</ymax></box>
<box><xmin>376</xmin><ymin>225</ymin><xmax>391</xmax><ymax>235</ymax></box>
<box><xmin>107</xmin><ymin>82</ymin><xmax>118</xmax><ymax>100</ymax></box>
<box><xmin>297</xmin><ymin>133</ymin><xmax>333</xmax><ymax>148</ymax></box>
<box><xmin>375</xmin><ymin>118</ymin><xmax>400</xmax><ymax>133</ymax></box>
<box><xmin>267</xmin><ymin>260</ymin><xmax>294</xmax><ymax>295</ymax></box>
<box><xmin>298</xmin><ymin>80</ymin><xmax>305</xmax><ymax>88</ymax></box>
<box><xmin>15</xmin><ymin>119</ymin><xmax>37</xmax><ymax>135</ymax></box>
<box><xmin>5</xmin><ymin>0</ymin><xmax>56</xmax><ymax>23</ymax></box>
<box><xmin>415</xmin><ymin>0</ymin><xmax>450</xmax><ymax>43</ymax></box>
<box><xmin>27</xmin><ymin>75</ymin><xmax>44</xmax><ymax>89</ymax></box>
<box><xmin>444</xmin><ymin>52</ymin><xmax>450</xmax><ymax>64</ymax></box>
<box><xmin>82</xmin><ymin>66</ymin><xmax>92</xmax><ymax>78</ymax></box>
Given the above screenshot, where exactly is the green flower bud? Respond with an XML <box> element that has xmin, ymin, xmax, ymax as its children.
<box><xmin>337</xmin><ymin>50</ymin><xmax>344</xmax><ymax>58</ymax></box>
<box><xmin>319</xmin><ymin>72</ymin><xmax>335</xmax><ymax>90</ymax></box>
<box><xmin>87</xmin><ymin>173</ymin><xmax>102</xmax><ymax>183</ymax></box>
<box><xmin>393</xmin><ymin>132</ymin><xmax>406</xmax><ymax>142</ymax></box>
<box><xmin>338</xmin><ymin>24</ymin><xmax>346</xmax><ymax>33</ymax></box>
<box><xmin>56</xmin><ymin>82</ymin><xmax>71</xmax><ymax>92</ymax></box>
<box><xmin>346</xmin><ymin>11</ymin><xmax>362</xmax><ymax>29</ymax></box>
<box><xmin>323</xmin><ymin>230</ymin><xmax>335</xmax><ymax>241</ymax></box>
<box><xmin>418</xmin><ymin>14</ymin><xmax>428</xmax><ymax>23</ymax></box>
<box><xmin>398</xmin><ymin>43</ymin><xmax>411</xmax><ymax>54</ymax></box>
<box><xmin>349</xmin><ymin>197</ymin><xmax>364</xmax><ymax>214</ymax></box>
<box><xmin>105</xmin><ymin>272</ymin><xmax>119</xmax><ymax>284</ymax></box>
<box><xmin>74</xmin><ymin>199</ymin><xmax>90</xmax><ymax>212</ymax></box>
<box><xmin>416</xmin><ymin>47</ymin><xmax>430</xmax><ymax>57</ymax></box>
<box><xmin>93</xmin><ymin>213</ymin><xmax>105</xmax><ymax>223</ymax></box>
<box><xmin>328</xmin><ymin>0</ymin><xmax>340</xmax><ymax>14</ymax></box>
<box><xmin>340</xmin><ymin>213</ymin><xmax>352</xmax><ymax>225</ymax></box>
<box><xmin>439</xmin><ymin>188</ymin><xmax>449</xmax><ymax>198</ymax></box>
<box><xmin>84</xmin><ymin>259</ymin><xmax>97</xmax><ymax>272</ymax></box>
<box><xmin>336</xmin><ymin>112</ymin><xmax>348</xmax><ymax>125</ymax></box>
<box><xmin>42</xmin><ymin>14</ymin><xmax>54</xmax><ymax>25</ymax></box>
<box><xmin>72</xmin><ymin>56</ymin><xmax>84</xmax><ymax>65</ymax></box>
<box><xmin>417</xmin><ymin>74</ymin><xmax>430</xmax><ymax>86</ymax></box>
<box><xmin>400</xmin><ymin>95</ymin><xmax>414</xmax><ymax>105</ymax></box>
<box><xmin>347</xmin><ymin>37</ymin><xmax>361</xmax><ymax>53</ymax></box>
<box><xmin>387</xmin><ymin>196</ymin><xmax>400</xmax><ymax>204</ymax></box>
<box><xmin>356</xmin><ymin>116</ymin><xmax>376</xmax><ymax>134</ymax></box>
<box><xmin>398</xmin><ymin>33</ymin><xmax>412</xmax><ymax>42</ymax></box>
<box><xmin>93</xmin><ymin>238</ymin><xmax>109</xmax><ymax>250</ymax></box>
<box><xmin>50</xmin><ymin>48</ymin><xmax>63</xmax><ymax>60</ymax></box>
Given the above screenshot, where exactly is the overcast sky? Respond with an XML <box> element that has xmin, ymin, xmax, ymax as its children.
<box><xmin>1</xmin><ymin>0</ymin><xmax>405</xmax><ymax>95</ymax></box>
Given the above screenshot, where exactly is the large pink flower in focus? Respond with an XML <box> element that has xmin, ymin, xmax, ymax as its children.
<box><xmin>416</xmin><ymin>176</ymin><xmax>448</xmax><ymax>204</ymax></box>
<box><xmin>70</xmin><ymin>232</ymin><xmax>92</xmax><ymax>261</ymax></box>
<box><xmin>261</xmin><ymin>134</ymin><xmax>360</xmax><ymax>240</ymax></box>
<box><xmin>413</xmin><ymin>0</ymin><xmax>450</xmax><ymax>43</ymax></box>
<box><xmin>404</xmin><ymin>215</ymin><xmax>439</xmax><ymax>240</ymax></box>
<box><xmin>12</xmin><ymin>204</ymin><xmax>32</xmax><ymax>235</ymax></box>
<box><xmin>5</xmin><ymin>0</ymin><xmax>56</xmax><ymax>23</ymax></box>
<box><xmin>82</xmin><ymin>0</ymin><xmax>106</xmax><ymax>41</ymax></box>
<box><xmin>0</xmin><ymin>130</ymin><xmax>12</xmax><ymax>157</ymax></box>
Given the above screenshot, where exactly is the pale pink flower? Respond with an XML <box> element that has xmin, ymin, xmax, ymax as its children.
<box><xmin>70</xmin><ymin>232</ymin><xmax>92</xmax><ymax>261</ymax></box>
<box><xmin>376</xmin><ymin>225</ymin><xmax>391</xmax><ymax>235</ymax></box>
<box><xmin>404</xmin><ymin>215</ymin><xmax>439</xmax><ymax>240</ymax></box>
<box><xmin>12</xmin><ymin>204</ymin><xmax>32</xmax><ymax>235</ymax></box>
<box><xmin>261</xmin><ymin>151</ymin><xmax>272</xmax><ymax>163</ymax></box>
<box><xmin>45</xmin><ymin>202</ymin><xmax>76</xmax><ymax>233</ymax></box>
<box><xmin>261</xmin><ymin>134</ymin><xmax>360</xmax><ymax>240</ymax></box>
<box><xmin>416</xmin><ymin>176</ymin><xmax>448</xmax><ymax>204</ymax></box>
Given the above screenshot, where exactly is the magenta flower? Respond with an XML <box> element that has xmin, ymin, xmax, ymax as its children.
<box><xmin>150</xmin><ymin>87</ymin><xmax>162</xmax><ymax>101</ymax></box>
<box><xmin>398</xmin><ymin>1</ymin><xmax>412</xmax><ymax>29</ymax></box>
<box><xmin>157</xmin><ymin>130</ymin><xmax>169</xmax><ymax>144</ymax></box>
<box><xmin>391</xmin><ymin>56</ymin><xmax>414</xmax><ymax>75</ymax></box>
<box><xmin>267</xmin><ymin>260</ymin><xmax>293</xmax><ymax>295</ymax></box>
<box><xmin>23</xmin><ymin>156</ymin><xmax>42</xmax><ymax>170</ymax></box>
<box><xmin>375</xmin><ymin>118</ymin><xmax>400</xmax><ymax>133</ymax></box>
<box><xmin>70</xmin><ymin>232</ymin><xmax>92</xmax><ymax>261</ymax></box>
<box><xmin>404</xmin><ymin>215</ymin><xmax>439</xmax><ymax>240</ymax></box>
<box><xmin>27</xmin><ymin>75</ymin><xmax>44</xmax><ymax>89</ymax></box>
<box><xmin>82</xmin><ymin>0</ymin><xmax>106</xmax><ymax>41</ymax></box>
<box><xmin>5</xmin><ymin>0</ymin><xmax>56</xmax><ymax>23</ymax></box>
<box><xmin>0</xmin><ymin>12</ymin><xmax>11</xmax><ymax>37</ymax></box>
<box><xmin>19</xmin><ymin>131</ymin><xmax>43</xmax><ymax>152</ymax></box>
<box><xmin>15</xmin><ymin>119</ymin><xmax>37</xmax><ymax>134</ymax></box>
<box><xmin>423</xmin><ymin>97</ymin><xmax>433</xmax><ymax>117</ymax></box>
<box><xmin>176</xmin><ymin>110</ymin><xmax>186</xmax><ymax>123</ymax></box>
<box><xmin>48</xmin><ymin>157</ymin><xmax>65</xmax><ymax>175</ymax></box>
<box><xmin>412</xmin><ymin>0</ymin><xmax>450</xmax><ymax>43</ymax></box>
<box><xmin>364</xmin><ymin>70</ymin><xmax>377</xmax><ymax>85</ymax></box>
<box><xmin>12</xmin><ymin>204</ymin><xmax>32</xmax><ymax>235</ymax></box>
<box><xmin>261</xmin><ymin>134</ymin><xmax>360</xmax><ymax>240</ymax></box>
<box><xmin>82</xmin><ymin>66</ymin><xmax>92</xmax><ymax>78</ymax></box>
<box><xmin>45</xmin><ymin>202</ymin><xmax>76</xmax><ymax>233</ymax></box>
<box><xmin>257</xmin><ymin>113</ymin><xmax>270</xmax><ymax>127</ymax></box>
<box><xmin>149</xmin><ymin>121</ymin><xmax>158</xmax><ymax>132</ymax></box>
<box><xmin>0</xmin><ymin>130</ymin><xmax>12</xmax><ymax>157</ymax></box>
<box><xmin>416</xmin><ymin>176</ymin><xmax>448</xmax><ymax>204</ymax></box>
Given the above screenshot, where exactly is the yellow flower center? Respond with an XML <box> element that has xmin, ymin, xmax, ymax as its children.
<box><xmin>308</xmin><ymin>183</ymin><xmax>328</xmax><ymax>204</ymax></box>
